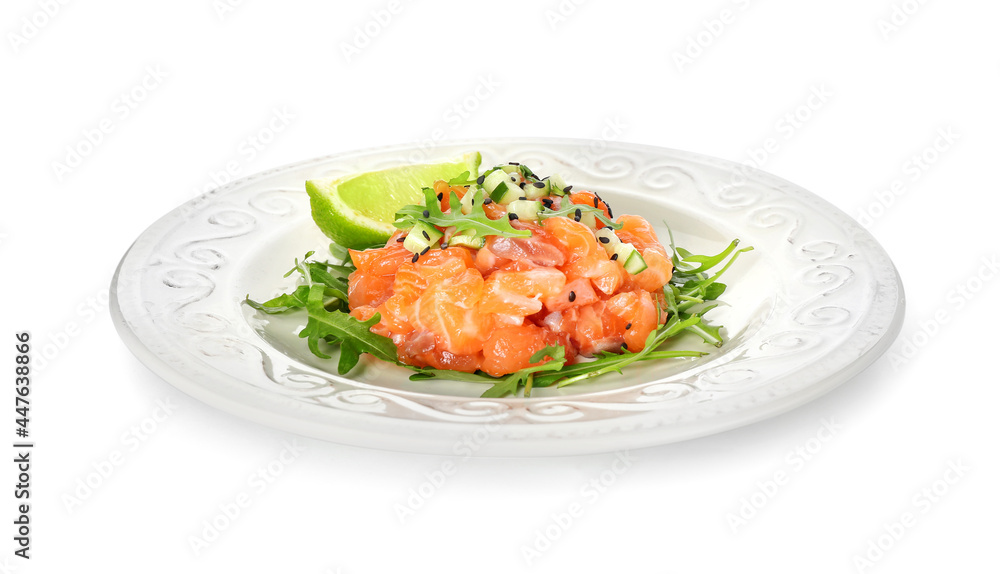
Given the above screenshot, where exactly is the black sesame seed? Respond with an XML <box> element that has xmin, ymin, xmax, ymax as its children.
<box><xmin>533</xmin><ymin>181</ymin><xmax>545</xmax><ymax>188</ymax></box>
<box><xmin>421</xmin><ymin>246</ymin><xmax>430</xmax><ymax>255</ymax></box>
<box><xmin>483</xmin><ymin>197</ymin><xmax>493</xmax><ymax>205</ymax></box>
<box><xmin>422</xmin><ymin>210</ymin><xmax>430</xmax><ymax>218</ymax></box>
<box><xmin>573</xmin><ymin>208</ymin><xmax>582</xmax><ymax>222</ymax></box>
<box><xmin>412</xmin><ymin>253</ymin><xmax>420</xmax><ymax>263</ymax></box>
<box><xmin>476</xmin><ymin>175</ymin><xmax>485</xmax><ymax>185</ymax></box>
<box><xmin>599</xmin><ymin>236</ymin><xmax>610</xmax><ymax>244</ymax></box>
<box><xmin>625</xmin><ymin>322</ymin><xmax>632</xmax><ymax>330</ymax></box>
<box><xmin>610</xmin><ymin>253</ymin><xmax>619</xmax><ymax>261</ymax></box>
<box><xmin>437</xmin><ymin>192</ymin><xmax>443</xmax><ymax>201</ymax></box>
<box><xmin>519</xmin><ymin>182</ymin><xmax>526</xmax><ymax>189</ymax></box>
<box><xmin>509</xmin><ymin>161</ymin><xmax>520</xmax><ymax>166</ymax></box>
<box><xmin>518</xmin><ymin>196</ymin><xmax>527</xmax><ymax>201</ymax></box>
<box><xmin>440</xmin><ymin>243</ymin><xmax>448</xmax><ymax>249</ymax></box>
<box><xmin>396</xmin><ymin>236</ymin><xmax>406</xmax><ymax>243</ymax></box>
<box><xmin>422</xmin><ymin>230</ymin><xmax>430</xmax><ymax>240</ymax></box>
<box><xmin>621</xmin><ymin>342</ymin><xmax>628</xmax><ymax>351</ymax></box>
<box><xmin>564</xmin><ymin>185</ymin><xmax>573</xmax><ymax>193</ymax></box>
<box><xmin>593</xmin><ymin>197</ymin><xmax>600</xmax><ymax>208</ymax></box>
<box><xmin>606</xmin><ymin>206</ymin><xmax>614</xmax><ymax>218</ymax></box>
<box><xmin>508</xmin><ymin>213</ymin><xmax>518</xmax><ymax>220</ymax></box>
<box><xmin>568</xmin><ymin>291</ymin><xmax>576</xmax><ymax>302</ymax></box>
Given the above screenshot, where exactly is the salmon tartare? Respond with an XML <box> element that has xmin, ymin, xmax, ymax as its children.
<box><xmin>348</xmin><ymin>174</ymin><xmax>676</xmax><ymax>377</ymax></box>
<box><xmin>247</xmin><ymin>159</ymin><xmax>750</xmax><ymax>397</ymax></box>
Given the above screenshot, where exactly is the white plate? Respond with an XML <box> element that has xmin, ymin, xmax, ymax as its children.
<box><xmin>110</xmin><ymin>138</ymin><xmax>904</xmax><ymax>456</ymax></box>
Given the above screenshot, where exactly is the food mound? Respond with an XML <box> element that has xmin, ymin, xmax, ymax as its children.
<box><xmin>246</xmin><ymin>156</ymin><xmax>749</xmax><ymax>398</ymax></box>
<box><xmin>346</xmin><ymin>166</ymin><xmax>675</xmax><ymax>377</ymax></box>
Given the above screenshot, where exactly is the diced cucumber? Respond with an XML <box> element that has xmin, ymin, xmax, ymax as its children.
<box><xmin>499</xmin><ymin>163</ymin><xmax>537</xmax><ymax>180</ymax></box>
<box><xmin>403</xmin><ymin>221</ymin><xmax>442</xmax><ymax>254</ymax></box>
<box><xmin>460</xmin><ymin>185</ymin><xmax>483</xmax><ymax>215</ymax></box>
<box><xmin>594</xmin><ymin>227</ymin><xmax>620</xmax><ymax>256</ymax></box>
<box><xmin>568</xmin><ymin>205</ymin><xmax>598</xmax><ymax>229</ymax></box>
<box><xmin>482</xmin><ymin>169</ymin><xmax>521</xmax><ymax>204</ymax></box>
<box><xmin>481</xmin><ymin>168</ymin><xmax>509</xmax><ymax>192</ymax></box>
<box><xmin>548</xmin><ymin>173</ymin><xmax>568</xmax><ymax>195</ymax></box>
<box><xmin>613</xmin><ymin>243</ymin><xmax>648</xmax><ymax>274</ymax></box>
<box><xmin>493</xmin><ymin>184</ymin><xmax>521</xmax><ymax>205</ymax></box>
<box><xmin>523</xmin><ymin>180</ymin><xmax>548</xmax><ymax>200</ymax></box>
<box><xmin>507</xmin><ymin>199</ymin><xmax>542</xmax><ymax>221</ymax></box>
<box><xmin>449</xmin><ymin>230</ymin><xmax>486</xmax><ymax>249</ymax></box>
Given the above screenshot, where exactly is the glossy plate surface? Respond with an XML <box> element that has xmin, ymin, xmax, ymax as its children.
<box><xmin>110</xmin><ymin>139</ymin><xmax>904</xmax><ymax>456</ymax></box>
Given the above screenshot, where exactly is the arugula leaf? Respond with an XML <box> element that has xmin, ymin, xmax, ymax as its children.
<box><xmin>327</xmin><ymin>242</ymin><xmax>350</xmax><ymax>262</ymax></box>
<box><xmin>244</xmin><ymin>252</ymin><xmax>394</xmax><ymax>374</ymax></box>
<box><xmin>538</xmin><ymin>201</ymin><xmax>622</xmax><ymax>230</ymax></box>
<box><xmin>481</xmin><ymin>346</ymin><xmax>567</xmax><ymax>398</ymax></box>
<box><xmin>448</xmin><ymin>170</ymin><xmax>474</xmax><ymax>185</ymax></box>
<box><xmin>407</xmin><ymin>346</ymin><xmax>567</xmax><ymax>398</ymax></box>
<box><xmin>704</xmin><ymin>282</ymin><xmax>727</xmax><ymax>301</ymax></box>
<box><xmin>393</xmin><ymin>186</ymin><xmax>530</xmax><ymax>239</ymax></box>
<box><xmin>244</xmin><ymin>285</ymin><xmax>311</xmax><ymax>314</ymax></box>
<box><xmin>539</xmin><ymin>315</ymin><xmax>705</xmax><ymax>389</ymax></box>
<box><xmin>479</xmin><ymin>376</ymin><xmax>522</xmax><ymax>399</ymax></box>
<box><xmin>407</xmin><ymin>370</ymin><xmax>498</xmax><ymax>383</ymax></box>
<box><xmin>246</xmin><ymin>251</ymin><xmax>355</xmax><ymax>314</ymax></box>
<box><xmin>298</xmin><ymin>284</ymin><xmax>398</xmax><ymax>369</ymax></box>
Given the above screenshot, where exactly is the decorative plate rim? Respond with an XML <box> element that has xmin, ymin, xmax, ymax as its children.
<box><xmin>110</xmin><ymin>137</ymin><xmax>905</xmax><ymax>456</ymax></box>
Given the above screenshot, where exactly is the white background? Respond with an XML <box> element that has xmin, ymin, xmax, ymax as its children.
<box><xmin>2</xmin><ymin>0</ymin><xmax>998</xmax><ymax>572</ymax></box>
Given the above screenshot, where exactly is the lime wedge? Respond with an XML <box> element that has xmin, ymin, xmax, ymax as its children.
<box><xmin>306</xmin><ymin>152</ymin><xmax>482</xmax><ymax>249</ymax></box>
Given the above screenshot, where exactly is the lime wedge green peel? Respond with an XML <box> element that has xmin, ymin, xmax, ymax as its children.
<box><xmin>306</xmin><ymin>152</ymin><xmax>482</xmax><ymax>250</ymax></box>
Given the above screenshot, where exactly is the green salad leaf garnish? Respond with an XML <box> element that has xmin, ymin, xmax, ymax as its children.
<box><xmin>245</xmin><ymin>247</ymin><xmax>397</xmax><ymax>374</ymax></box>
<box><xmin>394</xmin><ymin>186</ymin><xmax>530</xmax><ymax>239</ymax></box>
